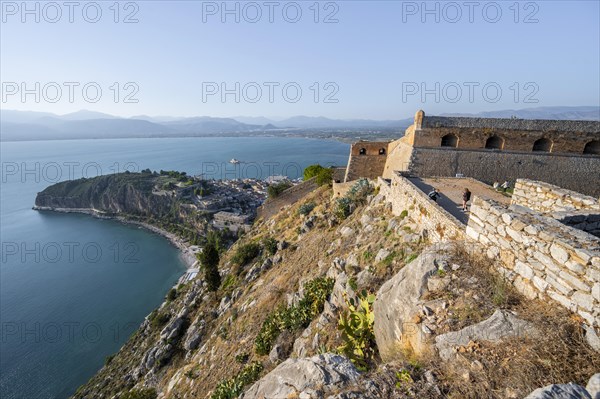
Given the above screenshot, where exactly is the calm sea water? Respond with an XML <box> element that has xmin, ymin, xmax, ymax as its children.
<box><xmin>0</xmin><ymin>137</ymin><xmax>349</xmax><ymax>398</ymax></box>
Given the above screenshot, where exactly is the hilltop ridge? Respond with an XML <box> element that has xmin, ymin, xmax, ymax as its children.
<box><xmin>57</xmin><ymin>177</ymin><xmax>599</xmax><ymax>398</ymax></box>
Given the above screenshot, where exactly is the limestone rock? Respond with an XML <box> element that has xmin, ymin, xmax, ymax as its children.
<box><xmin>240</xmin><ymin>354</ymin><xmax>360</xmax><ymax>399</ymax></box>
<box><xmin>524</xmin><ymin>383</ymin><xmax>591</xmax><ymax>399</ymax></box>
<box><xmin>375</xmin><ymin>248</ymin><xmax>391</xmax><ymax>262</ymax></box>
<box><xmin>435</xmin><ymin>309</ymin><xmax>534</xmax><ymax>361</ymax></box>
<box><xmin>340</xmin><ymin>226</ymin><xmax>354</xmax><ymax>237</ymax></box>
<box><xmin>268</xmin><ymin>344</ymin><xmax>285</xmax><ymax>364</ymax></box>
<box><xmin>584</xmin><ymin>325</ymin><xmax>600</xmax><ymax>352</ymax></box>
<box><xmin>374</xmin><ymin>244</ymin><xmax>452</xmax><ymax>361</ymax></box>
<box><xmin>356</xmin><ymin>269</ymin><xmax>376</xmax><ymax>288</ymax></box>
<box><xmin>587</xmin><ymin>374</ymin><xmax>600</xmax><ymax>399</ymax></box>
<box><xmin>183</xmin><ymin>319</ymin><xmax>205</xmax><ymax>351</ymax></box>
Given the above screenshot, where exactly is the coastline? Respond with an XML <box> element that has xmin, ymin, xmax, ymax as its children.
<box><xmin>32</xmin><ymin>206</ymin><xmax>199</xmax><ymax>271</ymax></box>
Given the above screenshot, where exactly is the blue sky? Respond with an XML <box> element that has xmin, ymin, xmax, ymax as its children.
<box><xmin>1</xmin><ymin>0</ymin><xmax>599</xmax><ymax>119</ymax></box>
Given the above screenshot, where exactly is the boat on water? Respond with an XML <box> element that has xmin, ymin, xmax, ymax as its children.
<box><xmin>229</xmin><ymin>158</ymin><xmax>241</xmax><ymax>164</ymax></box>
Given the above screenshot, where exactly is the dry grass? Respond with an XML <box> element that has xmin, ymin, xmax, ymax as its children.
<box><xmin>431</xmin><ymin>243</ymin><xmax>600</xmax><ymax>398</ymax></box>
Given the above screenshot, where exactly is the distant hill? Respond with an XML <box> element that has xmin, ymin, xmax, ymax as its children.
<box><xmin>442</xmin><ymin>106</ymin><xmax>600</xmax><ymax>121</ymax></box>
<box><xmin>2</xmin><ymin>106</ymin><xmax>598</xmax><ymax>141</ymax></box>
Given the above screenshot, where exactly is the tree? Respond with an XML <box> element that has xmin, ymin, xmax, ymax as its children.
<box><xmin>267</xmin><ymin>181</ymin><xmax>292</xmax><ymax>199</ymax></box>
<box><xmin>303</xmin><ymin>164</ymin><xmax>325</xmax><ymax>180</ymax></box>
<box><xmin>198</xmin><ymin>234</ymin><xmax>221</xmax><ymax>292</ymax></box>
<box><xmin>303</xmin><ymin>164</ymin><xmax>334</xmax><ymax>186</ymax></box>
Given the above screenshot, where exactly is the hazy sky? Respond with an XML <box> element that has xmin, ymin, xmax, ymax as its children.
<box><xmin>1</xmin><ymin>0</ymin><xmax>599</xmax><ymax>119</ymax></box>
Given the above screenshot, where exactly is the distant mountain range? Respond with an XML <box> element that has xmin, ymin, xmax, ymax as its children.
<box><xmin>441</xmin><ymin>106</ymin><xmax>600</xmax><ymax>121</ymax></box>
<box><xmin>1</xmin><ymin>106</ymin><xmax>598</xmax><ymax>141</ymax></box>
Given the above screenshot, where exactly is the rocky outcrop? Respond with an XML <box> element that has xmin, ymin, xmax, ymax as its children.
<box><xmin>435</xmin><ymin>309</ymin><xmax>534</xmax><ymax>361</ymax></box>
<box><xmin>523</xmin><ymin>374</ymin><xmax>600</xmax><ymax>399</ymax></box>
<box><xmin>34</xmin><ymin>172</ymin><xmax>174</xmax><ymax>217</ymax></box>
<box><xmin>373</xmin><ymin>243</ymin><xmax>452</xmax><ymax>361</ymax></box>
<box><xmin>587</xmin><ymin>374</ymin><xmax>600</xmax><ymax>399</ymax></box>
<box><xmin>524</xmin><ymin>383</ymin><xmax>591</xmax><ymax>399</ymax></box>
<box><xmin>240</xmin><ymin>354</ymin><xmax>360</xmax><ymax>399</ymax></box>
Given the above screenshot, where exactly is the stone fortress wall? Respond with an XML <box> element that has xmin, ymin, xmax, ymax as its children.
<box><xmin>378</xmin><ymin>174</ymin><xmax>466</xmax><ymax>242</ymax></box>
<box><xmin>406</xmin><ymin>147</ymin><xmax>600</xmax><ymax>197</ymax></box>
<box><xmin>344</xmin><ymin>141</ymin><xmax>390</xmax><ymax>182</ymax></box>
<box><xmin>374</xmin><ymin>175</ymin><xmax>600</xmax><ymax>335</ymax></box>
<box><xmin>345</xmin><ymin>110</ymin><xmax>600</xmax><ymax>196</ymax></box>
<box><xmin>256</xmin><ymin>177</ymin><xmax>318</xmax><ymax>220</ymax></box>
<box><xmin>346</xmin><ymin>110</ymin><xmax>600</xmax><ymax>334</ymax></box>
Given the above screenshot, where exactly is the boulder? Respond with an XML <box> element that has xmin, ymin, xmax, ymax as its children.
<box><xmin>340</xmin><ymin>227</ymin><xmax>354</xmax><ymax>237</ymax></box>
<box><xmin>374</xmin><ymin>244</ymin><xmax>452</xmax><ymax>361</ymax></box>
<box><xmin>587</xmin><ymin>374</ymin><xmax>600</xmax><ymax>399</ymax></box>
<box><xmin>375</xmin><ymin>248</ymin><xmax>391</xmax><ymax>262</ymax></box>
<box><xmin>269</xmin><ymin>344</ymin><xmax>285</xmax><ymax>364</ymax></box>
<box><xmin>524</xmin><ymin>383</ymin><xmax>591</xmax><ymax>399</ymax></box>
<box><xmin>435</xmin><ymin>309</ymin><xmax>534</xmax><ymax>361</ymax></box>
<box><xmin>160</xmin><ymin>308</ymin><xmax>188</xmax><ymax>342</ymax></box>
<box><xmin>584</xmin><ymin>325</ymin><xmax>600</xmax><ymax>353</ymax></box>
<box><xmin>183</xmin><ymin>319</ymin><xmax>205</xmax><ymax>351</ymax></box>
<box><xmin>240</xmin><ymin>354</ymin><xmax>360</xmax><ymax>399</ymax></box>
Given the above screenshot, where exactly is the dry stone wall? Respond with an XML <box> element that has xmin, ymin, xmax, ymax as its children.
<box><xmin>512</xmin><ymin>179</ymin><xmax>600</xmax><ymax>213</ymax></box>
<box><xmin>256</xmin><ymin>178</ymin><xmax>317</xmax><ymax>220</ymax></box>
<box><xmin>379</xmin><ymin>174</ymin><xmax>465</xmax><ymax>242</ymax></box>
<box><xmin>466</xmin><ymin>196</ymin><xmax>600</xmax><ymax>328</ymax></box>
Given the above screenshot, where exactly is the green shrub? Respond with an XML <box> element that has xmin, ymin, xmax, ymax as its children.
<box><xmin>212</xmin><ymin>362</ymin><xmax>263</xmax><ymax>399</ymax></box>
<box><xmin>235</xmin><ymin>353</ymin><xmax>249</xmax><ymax>364</ymax></box>
<box><xmin>120</xmin><ymin>388</ymin><xmax>157</xmax><ymax>399</ymax></box>
<box><xmin>232</xmin><ymin>242</ymin><xmax>260</xmax><ymax>267</ymax></box>
<box><xmin>149</xmin><ymin>311</ymin><xmax>170</xmax><ymax>329</ymax></box>
<box><xmin>254</xmin><ymin>313</ymin><xmax>282</xmax><ymax>356</ymax></box>
<box><xmin>267</xmin><ymin>181</ymin><xmax>292</xmax><ymax>198</ymax></box>
<box><xmin>399</xmin><ymin>210</ymin><xmax>408</xmax><ymax>219</ymax></box>
<box><xmin>315</xmin><ymin>168</ymin><xmax>334</xmax><ymax>186</ymax></box>
<box><xmin>337</xmin><ymin>290</ymin><xmax>377</xmax><ymax>371</ymax></box>
<box><xmin>381</xmin><ymin>251</ymin><xmax>397</xmax><ymax>266</ymax></box>
<box><xmin>104</xmin><ymin>354</ymin><xmax>115</xmax><ymax>366</ymax></box>
<box><xmin>303</xmin><ymin>164</ymin><xmax>325</xmax><ymax>180</ymax></box>
<box><xmin>304</xmin><ymin>164</ymin><xmax>334</xmax><ymax>186</ymax></box>
<box><xmin>262</xmin><ymin>237</ymin><xmax>278</xmax><ymax>256</ymax></box>
<box><xmin>346</xmin><ymin>178</ymin><xmax>373</xmax><ymax>205</ymax></box>
<box><xmin>166</xmin><ymin>288</ymin><xmax>177</xmax><ymax>301</ymax></box>
<box><xmin>334</xmin><ymin>197</ymin><xmax>352</xmax><ymax>220</ymax></box>
<box><xmin>198</xmin><ymin>237</ymin><xmax>221</xmax><ymax>292</ymax></box>
<box><xmin>334</xmin><ymin>179</ymin><xmax>374</xmax><ymax>220</ymax></box>
<box><xmin>255</xmin><ymin>277</ymin><xmax>334</xmax><ymax>355</ymax></box>
<box><xmin>297</xmin><ymin>202</ymin><xmax>316</xmax><ymax>216</ymax></box>
<box><xmin>221</xmin><ymin>274</ymin><xmax>238</xmax><ymax>291</ymax></box>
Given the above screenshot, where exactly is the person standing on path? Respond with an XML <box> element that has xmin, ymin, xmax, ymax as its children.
<box><xmin>462</xmin><ymin>188</ymin><xmax>472</xmax><ymax>211</ymax></box>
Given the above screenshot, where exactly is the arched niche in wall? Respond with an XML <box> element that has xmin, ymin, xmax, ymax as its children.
<box><xmin>532</xmin><ymin>138</ymin><xmax>553</xmax><ymax>152</ymax></box>
<box><xmin>485</xmin><ymin>135</ymin><xmax>504</xmax><ymax>150</ymax></box>
<box><xmin>583</xmin><ymin>140</ymin><xmax>600</xmax><ymax>155</ymax></box>
<box><xmin>441</xmin><ymin>134</ymin><xmax>458</xmax><ymax>148</ymax></box>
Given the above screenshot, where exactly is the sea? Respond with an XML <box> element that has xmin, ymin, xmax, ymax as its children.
<box><xmin>0</xmin><ymin>137</ymin><xmax>350</xmax><ymax>398</ymax></box>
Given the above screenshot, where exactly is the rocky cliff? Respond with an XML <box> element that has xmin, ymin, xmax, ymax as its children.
<box><xmin>69</xmin><ymin>180</ymin><xmax>599</xmax><ymax>399</ymax></box>
<box><xmin>34</xmin><ymin>171</ymin><xmax>217</xmax><ymax>245</ymax></box>
<box><xmin>35</xmin><ymin>172</ymin><xmax>175</xmax><ymax>217</ymax></box>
